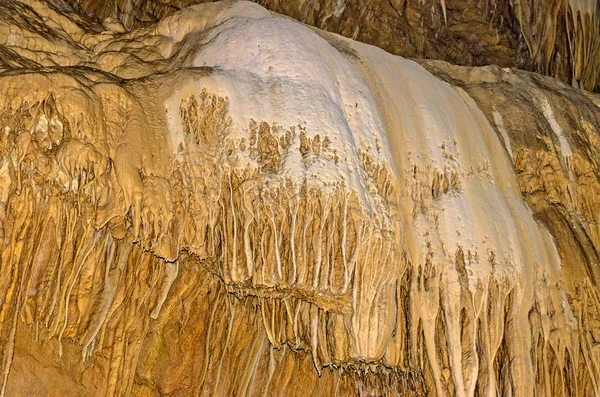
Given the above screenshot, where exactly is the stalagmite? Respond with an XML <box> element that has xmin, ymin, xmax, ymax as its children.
<box><xmin>0</xmin><ymin>0</ymin><xmax>599</xmax><ymax>396</ymax></box>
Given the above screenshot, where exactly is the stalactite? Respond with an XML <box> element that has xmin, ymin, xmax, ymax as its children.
<box><xmin>0</xmin><ymin>1</ymin><xmax>598</xmax><ymax>396</ymax></box>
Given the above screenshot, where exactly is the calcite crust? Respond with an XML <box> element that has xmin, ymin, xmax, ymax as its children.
<box><xmin>0</xmin><ymin>1</ymin><xmax>599</xmax><ymax>396</ymax></box>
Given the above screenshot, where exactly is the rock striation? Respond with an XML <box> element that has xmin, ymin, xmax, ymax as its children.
<box><xmin>60</xmin><ymin>0</ymin><xmax>600</xmax><ymax>92</ymax></box>
<box><xmin>0</xmin><ymin>0</ymin><xmax>599</xmax><ymax>396</ymax></box>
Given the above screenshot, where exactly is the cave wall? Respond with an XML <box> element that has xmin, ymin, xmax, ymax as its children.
<box><xmin>0</xmin><ymin>0</ymin><xmax>599</xmax><ymax>396</ymax></box>
<box><xmin>58</xmin><ymin>0</ymin><xmax>600</xmax><ymax>91</ymax></box>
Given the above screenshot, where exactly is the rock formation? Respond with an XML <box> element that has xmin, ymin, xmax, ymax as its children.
<box><xmin>60</xmin><ymin>0</ymin><xmax>600</xmax><ymax>92</ymax></box>
<box><xmin>0</xmin><ymin>0</ymin><xmax>599</xmax><ymax>396</ymax></box>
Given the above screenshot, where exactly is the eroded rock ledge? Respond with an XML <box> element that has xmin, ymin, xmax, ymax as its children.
<box><xmin>0</xmin><ymin>1</ymin><xmax>599</xmax><ymax>396</ymax></box>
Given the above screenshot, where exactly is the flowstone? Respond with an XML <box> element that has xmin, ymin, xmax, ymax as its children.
<box><xmin>0</xmin><ymin>1</ymin><xmax>599</xmax><ymax>396</ymax></box>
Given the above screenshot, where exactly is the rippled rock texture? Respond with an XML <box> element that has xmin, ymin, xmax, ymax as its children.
<box><xmin>0</xmin><ymin>1</ymin><xmax>599</xmax><ymax>396</ymax></box>
<box><xmin>59</xmin><ymin>0</ymin><xmax>600</xmax><ymax>92</ymax></box>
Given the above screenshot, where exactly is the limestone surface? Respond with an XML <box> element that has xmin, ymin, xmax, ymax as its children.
<box><xmin>0</xmin><ymin>1</ymin><xmax>599</xmax><ymax>396</ymax></box>
<box><xmin>61</xmin><ymin>0</ymin><xmax>600</xmax><ymax>92</ymax></box>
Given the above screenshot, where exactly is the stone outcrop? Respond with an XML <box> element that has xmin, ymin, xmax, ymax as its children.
<box><xmin>58</xmin><ymin>0</ymin><xmax>600</xmax><ymax>92</ymax></box>
<box><xmin>0</xmin><ymin>1</ymin><xmax>599</xmax><ymax>396</ymax></box>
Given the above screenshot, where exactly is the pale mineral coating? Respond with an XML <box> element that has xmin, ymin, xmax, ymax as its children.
<box><xmin>0</xmin><ymin>0</ymin><xmax>599</xmax><ymax>396</ymax></box>
<box><xmin>60</xmin><ymin>0</ymin><xmax>600</xmax><ymax>92</ymax></box>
